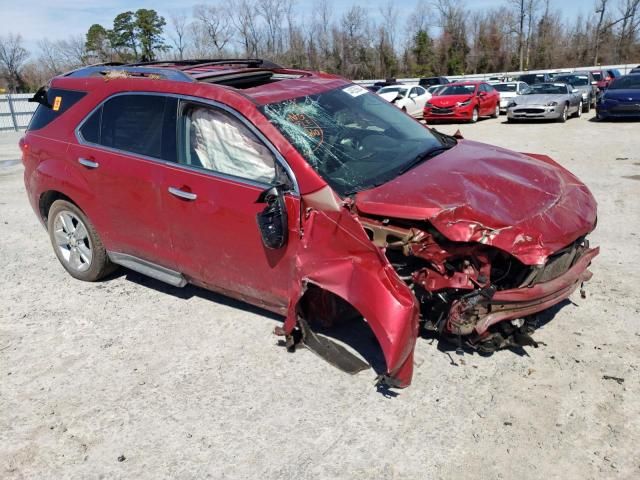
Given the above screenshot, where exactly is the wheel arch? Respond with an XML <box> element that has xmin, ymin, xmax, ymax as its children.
<box><xmin>39</xmin><ymin>190</ymin><xmax>81</xmax><ymax>224</ymax></box>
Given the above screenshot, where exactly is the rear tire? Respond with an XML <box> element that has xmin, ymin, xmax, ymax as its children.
<box><xmin>47</xmin><ymin>200</ymin><xmax>114</xmax><ymax>282</ymax></box>
<box><xmin>491</xmin><ymin>102</ymin><xmax>499</xmax><ymax>118</ymax></box>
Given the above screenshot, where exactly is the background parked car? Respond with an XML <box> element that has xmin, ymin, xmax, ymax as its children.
<box><xmin>507</xmin><ymin>82</ymin><xmax>583</xmax><ymax>122</ymax></box>
<box><xmin>517</xmin><ymin>73</ymin><xmax>553</xmax><ymax>85</ymax></box>
<box><xmin>423</xmin><ymin>81</ymin><xmax>500</xmax><ymax>123</ymax></box>
<box><xmin>596</xmin><ymin>73</ymin><xmax>640</xmax><ymax>120</ymax></box>
<box><xmin>418</xmin><ymin>76</ymin><xmax>450</xmax><ymax>87</ymax></box>
<box><xmin>377</xmin><ymin>85</ymin><xmax>430</xmax><ymax>118</ymax></box>
<box><xmin>494</xmin><ymin>81</ymin><xmax>529</xmax><ymax>113</ymax></box>
<box><xmin>554</xmin><ymin>72</ymin><xmax>598</xmax><ymax>112</ymax></box>
<box><xmin>591</xmin><ymin>69</ymin><xmax>622</xmax><ymax>93</ymax></box>
<box><xmin>426</xmin><ymin>85</ymin><xmax>445</xmax><ymax>96</ymax></box>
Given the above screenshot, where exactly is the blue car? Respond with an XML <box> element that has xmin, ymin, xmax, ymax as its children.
<box><xmin>596</xmin><ymin>73</ymin><xmax>640</xmax><ymax>120</ymax></box>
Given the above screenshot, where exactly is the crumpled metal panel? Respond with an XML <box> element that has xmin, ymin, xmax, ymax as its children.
<box><xmin>282</xmin><ymin>187</ymin><xmax>419</xmax><ymax>387</ymax></box>
<box><xmin>354</xmin><ymin>140</ymin><xmax>597</xmax><ymax>265</ymax></box>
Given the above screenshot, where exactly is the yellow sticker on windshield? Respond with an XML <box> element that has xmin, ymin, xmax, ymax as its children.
<box><xmin>52</xmin><ymin>96</ymin><xmax>62</xmax><ymax>111</ymax></box>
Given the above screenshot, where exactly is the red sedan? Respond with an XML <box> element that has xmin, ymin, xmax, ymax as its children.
<box><xmin>424</xmin><ymin>81</ymin><xmax>500</xmax><ymax>123</ymax></box>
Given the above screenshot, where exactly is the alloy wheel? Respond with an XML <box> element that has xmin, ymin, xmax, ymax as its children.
<box><xmin>52</xmin><ymin>210</ymin><xmax>93</xmax><ymax>272</ymax></box>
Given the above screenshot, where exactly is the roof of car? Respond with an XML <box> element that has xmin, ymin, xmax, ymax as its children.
<box><xmin>58</xmin><ymin>59</ymin><xmax>347</xmax><ymax>105</ymax></box>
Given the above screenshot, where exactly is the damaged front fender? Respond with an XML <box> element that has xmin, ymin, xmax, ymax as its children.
<box><xmin>281</xmin><ymin>186</ymin><xmax>419</xmax><ymax>387</ymax></box>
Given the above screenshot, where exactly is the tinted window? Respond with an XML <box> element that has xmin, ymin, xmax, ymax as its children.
<box><xmin>440</xmin><ymin>84</ymin><xmax>476</xmax><ymax>95</ymax></box>
<box><xmin>609</xmin><ymin>75</ymin><xmax>640</xmax><ymax>89</ymax></box>
<box><xmin>28</xmin><ymin>88</ymin><xmax>86</xmax><ymax>131</ymax></box>
<box><xmin>79</xmin><ymin>107</ymin><xmax>101</xmax><ymax>144</ymax></box>
<box><xmin>180</xmin><ymin>104</ymin><xmax>277</xmax><ymax>185</ymax></box>
<box><xmin>93</xmin><ymin>95</ymin><xmax>176</xmax><ymax>161</ymax></box>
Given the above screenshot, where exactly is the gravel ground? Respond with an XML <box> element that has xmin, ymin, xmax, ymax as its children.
<box><xmin>1</xmin><ymin>112</ymin><xmax>639</xmax><ymax>479</ymax></box>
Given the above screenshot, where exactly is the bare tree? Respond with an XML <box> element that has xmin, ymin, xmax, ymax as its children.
<box><xmin>230</xmin><ymin>0</ymin><xmax>262</xmax><ymax>57</ymax></box>
<box><xmin>257</xmin><ymin>0</ymin><xmax>291</xmax><ymax>55</ymax></box>
<box><xmin>168</xmin><ymin>10</ymin><xmax>189</xmax><ymax>60</ymax></box>
<box><xmin>593</xmin><ymin>0</ymin><xmax>610</xmax><ymax>64</ymax></box>
<box><xmin>616</xmin><ymin>0</ymin><xmax>640</xmax><ymax>61</ymax></box>
<box><xmin>0</xmin><ymin>33</ymin><xmax>29</xmax><ymax>92</ymax></box>
<box><xmin>193</xmin><ymin>4</ymin><xmax>233</xmax><ymax>54</ymax></box>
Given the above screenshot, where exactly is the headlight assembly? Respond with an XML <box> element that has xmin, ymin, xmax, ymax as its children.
<box><xmin>456</xmin><ymin>100</ymin><xmax>472</xmax><ymax>107</ymax></box>
<box><xmin>546</xmin><ymin>101</ymin><xmax>558</xmax><ymax>107</ymax></box>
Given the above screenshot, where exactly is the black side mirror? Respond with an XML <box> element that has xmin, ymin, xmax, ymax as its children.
<box><xmin>256</xmin><ymin>185</ymin><xmax>288</xmax><ymax>249</ymax></box>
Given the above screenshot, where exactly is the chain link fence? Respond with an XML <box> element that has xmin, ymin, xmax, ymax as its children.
<box><xmin>0</xmin><ymin>94</ymin><xmax>36</xmax><ymax>132</ymax></box>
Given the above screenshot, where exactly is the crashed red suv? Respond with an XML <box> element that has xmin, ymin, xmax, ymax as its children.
<box><xmin>21</xmin><ymin>59</ymin><xmax>598</xmax><ymax>388</ymax></box>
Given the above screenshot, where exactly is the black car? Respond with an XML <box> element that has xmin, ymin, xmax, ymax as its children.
<box><xmin>419</xmin><ymin>76</ymin><xmax>450</xmax><ymax>87</ymax></box>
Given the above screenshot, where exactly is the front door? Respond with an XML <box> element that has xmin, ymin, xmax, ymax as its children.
<box><xmin>160</xmin><ymin>101</ymin><xmax>299</xmax><ymax>310</ymax></box>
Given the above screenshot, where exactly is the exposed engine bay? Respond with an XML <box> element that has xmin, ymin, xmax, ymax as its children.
<box><xmin>359</xmin><ymin>216</ymin><xmax>596</xmax><ymax>353</ymax></box>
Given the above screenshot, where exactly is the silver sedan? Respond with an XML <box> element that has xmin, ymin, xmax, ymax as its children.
<box><xmin>506</xmin><ymin>83</ymin><xmax>584</xmax><ymax>122</ymax></box>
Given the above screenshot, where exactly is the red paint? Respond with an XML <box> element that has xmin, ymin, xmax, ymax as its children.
<box><xmin>355</xmin><ymin>140</ymin><xmax>597</xmax><ymax>265</ymax></box>
<box><xmin>22</xmin><ymin>64</ymin><xmax>599</xmax><ymax>389</ymax></box>
<box><xmin>424</xmin><ymin>81</ymin><xmax>500</xmax><ymax>122</ymax></box>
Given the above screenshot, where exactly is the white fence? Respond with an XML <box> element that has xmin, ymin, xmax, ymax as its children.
<box><xmin>353</xmin><ymin>63</ymin><xmax>640</xmax><ymax>86</ymax></box>
<box><xmin>0</xmin><ymin>94</ymin><xmax>36</xmax><ymax>132</ymax></box>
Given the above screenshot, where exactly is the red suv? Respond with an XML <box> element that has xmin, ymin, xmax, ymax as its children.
<box><xmin>21</xmin><ymin>60</ymin><xmax>598</xmax><ymax>388</ymax></box>
<box><xmin>424</xmin><ymin>81</ymin><xmax>500</xmax><ymax>122</ymax></box>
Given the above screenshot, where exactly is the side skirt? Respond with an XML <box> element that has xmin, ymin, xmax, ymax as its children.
<box><xmin>107</xmin><ymin>252</ymin><xmax>187</xmax><ymax>288</ymax></box>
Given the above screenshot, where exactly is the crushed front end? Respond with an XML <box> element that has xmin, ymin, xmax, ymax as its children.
<box><xmin>359</xmin><ymin>217</ymin><xmax>599</xmax><ymax>352</ymax></box>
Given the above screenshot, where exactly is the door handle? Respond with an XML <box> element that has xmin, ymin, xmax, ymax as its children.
<box><xmin>78</xmin><ymin>157</ymin><xmax>99</xmax><ymax>169</ymax></box>
<box><xmin>168</xmin><ymin>186</ymin><xmax>197</xmax><ymax>201</ymax></box>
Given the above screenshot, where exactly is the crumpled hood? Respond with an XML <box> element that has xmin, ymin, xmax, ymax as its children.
<box><xmin>355</xmin><ymin>140</ymin><xmax>597</xmax><ymax>265</ymax></box>
<box><xmin>429</xmin><ymin>95</ymin><xmax>472</xmax><ymax>107</ymax></box>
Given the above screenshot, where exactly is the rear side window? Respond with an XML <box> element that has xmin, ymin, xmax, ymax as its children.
<box><xmin>28</xmin><ymin>88</ymin><xmax>86</xmax><ymax>131</ymax></box>
<box><xmin>79</xmin><ymin>94</ymin><xmax>177</xmax><ymax>162</ymax></box>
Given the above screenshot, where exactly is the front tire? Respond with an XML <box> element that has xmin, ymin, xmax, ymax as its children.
<box><xmin>574</xmin><ymin>101</ymin><xmax>583</xmax><ymax>118</ymax></box>
<box><xmin>557</xmin><ymin>104</ymin><xmax>568</xmax><ymax>123</ymax></box>
<box><xmin>582</xmin><ymin>97</ymin><xmax>590</xmax><ymax>113</ymax></box>
<box><xmin>470</xmin><ymin>107</ymin><xmax>479</xmax><ymax>123</ymax></box>
<box><xmin>491</xmin><ymin>102</ymin><xmax>499</xmax><ymax>118</ymax></box>
<box><xmin>47</xmin><ymin>200</ymin><xmax>114</xmax><ymax>282</ymax></box>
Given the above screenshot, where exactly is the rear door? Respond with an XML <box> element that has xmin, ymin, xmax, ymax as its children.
<box><xmin>159</xmin><ymin>100</ymin><xmax>300</xmax><ymax>309</ymax></box>
<box><xmin>69</xmin><ymin>93</ymin><xmax>177</xmax><ymax>265</ymax></box>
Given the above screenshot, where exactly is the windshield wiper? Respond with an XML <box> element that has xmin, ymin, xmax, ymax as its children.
<box><xmin>396</xmin><ymin>145</ymin><xmax>453</xmax><ymax>176</ymax></box>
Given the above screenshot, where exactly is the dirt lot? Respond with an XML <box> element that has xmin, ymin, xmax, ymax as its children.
<box><xmin>1</xmin><ymin>112</ymin><xmax>639</xmax><ymax>479</ymax></box>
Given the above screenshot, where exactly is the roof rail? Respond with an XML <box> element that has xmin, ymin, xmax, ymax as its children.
<box><xmin>65</xmin><ymin>65</ymin><xmax>195</xmax><ymax>82</ymax></box>
<box><xmin>125</xmin><ymin>58</ymin><xmax>283</xmax><ymax>70</ymax></box>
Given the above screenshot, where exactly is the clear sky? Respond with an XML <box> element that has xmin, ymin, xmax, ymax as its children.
<box><xmin>1</xmin><ymin>0</ymin><xmax>596</xmax><ymax>48</ymax></box>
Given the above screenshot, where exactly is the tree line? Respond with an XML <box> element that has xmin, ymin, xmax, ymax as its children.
<box><xmin>1</xmin><ymin>0</ymin><xmax>639</xmax><ymax>92</ymax></box>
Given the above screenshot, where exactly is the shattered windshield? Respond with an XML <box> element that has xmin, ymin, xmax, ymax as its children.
<box><xmin>260</xmin><ymin>85</ymin><xmax>449</xmax><ymax>196</ymax></box>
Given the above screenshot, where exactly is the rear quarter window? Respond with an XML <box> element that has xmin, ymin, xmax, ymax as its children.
<box><xmin>27</xmin><ymin>88</ymin><xmax>86</xmax><ymax>131</ymax></box>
